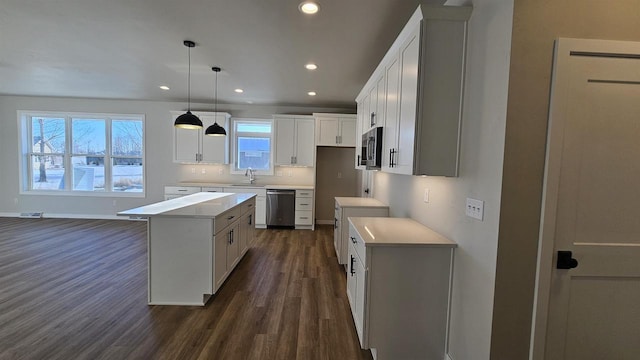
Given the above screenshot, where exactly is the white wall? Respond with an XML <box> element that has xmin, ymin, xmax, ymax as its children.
<box><xmin>373</xmin><ymin>0</ymin><xmax>513</xmax><ymax>358</ymax></box>
<box><xmin>0</xmin><ymin>95</ymin><xmax>351</xmax><ymax>218</ymax></box>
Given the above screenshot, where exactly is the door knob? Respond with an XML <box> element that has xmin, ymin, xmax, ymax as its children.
<box><xmin>364</xmin><ymin>188</ymin><xmax>370</xmax><ymax>194</ymax></box>
<box><xmin>556</xmin><ymin>250</ymin><xmax>578</xmax><ymax>269</ymax></box>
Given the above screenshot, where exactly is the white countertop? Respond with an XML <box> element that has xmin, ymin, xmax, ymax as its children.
<box><xmin>176</xmin><ymin>182</ymin><xmax>314</xmax><ymax>190</ymax></box>
<box><xmin>335</xmin><ymin>196</ymin><xmax>388</xmax><ymax>208</ymax></box>
<box><xmin>348</xmin><ymin>217</ymin><xmax>457</xmax><ymax>247</ymax></box>
<box><xmin>118</xmin><ymin>192</ymin><xmax>255</xmax><ymax>218</ymax></box>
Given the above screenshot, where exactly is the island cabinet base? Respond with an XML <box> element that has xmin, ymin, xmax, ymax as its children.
<box><xmin>145</xmin><ymin>197</ymin><xmax>255</xmax><ymax>306</ymax></box>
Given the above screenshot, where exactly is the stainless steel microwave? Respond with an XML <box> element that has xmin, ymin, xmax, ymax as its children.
<box><xmin>365</xmin><ymin>127</ymin><xmax>383</xmax><ymax>170</ymax></box>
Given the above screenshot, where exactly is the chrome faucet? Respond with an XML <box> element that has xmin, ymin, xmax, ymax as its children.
<box><xmin>245</xmin><ymin>167</ymin><xmax>256</xmax><ymax>184</ymax></box>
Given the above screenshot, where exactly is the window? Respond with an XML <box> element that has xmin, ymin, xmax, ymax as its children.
<box><xmin>20</xmin><ymin>111</ymin><xmax>145</xmax><ymax>196</ymax></box>
<box><xmin>231</xmin><ymin>119</ymin><xmax>273</xmax><ymax>175</ymax></box>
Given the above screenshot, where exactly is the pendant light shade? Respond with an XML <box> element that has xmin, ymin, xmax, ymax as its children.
<box><xmin>174</xmin><ymin>40</ymin><xmax>203</xmax><ymax>129</ymax></box>
<box><xmin>205</xmin><ymin>66</ymin><xmax>227</xmax><ymax>136</ymax></box>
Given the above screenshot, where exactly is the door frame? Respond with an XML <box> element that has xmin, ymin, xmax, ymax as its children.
<box><xmin>529</xmin><ymin>37</ymin><xmax>640</xmax><ymax>359</ymax></box>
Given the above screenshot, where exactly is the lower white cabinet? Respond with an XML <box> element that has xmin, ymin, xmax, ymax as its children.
<box><xmin>295</xmin><ymin>189</ymin><xmax>314</xmax><ymax>229</ymax></box>
<box><xmin>334</xmin><ymin>197</ymin><xmax>389</xmax><ymax>267</ymax></box>
<box><xmin>223</xmin><ymin>187</ymin><xmax>266</xmax><ymax>228</ymax></box>
<box><xmin>164</xmin><ymin>185</ymin><xmax>201</xmax><ymax>200</ymax></box>
<box><xmin>213</xmin><ymin>197</ymin><xmax>255</xmax><ymax>292</ymax></box>
<box><xmin>347</xmin><ymin>217</ymin><xmax>457</xmax><ymax>360</ymax></box>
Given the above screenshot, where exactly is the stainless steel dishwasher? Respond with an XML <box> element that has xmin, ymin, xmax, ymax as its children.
<box><xmin>266</xmin><ymin>189</ymin><xmax>295</xmax><ymax>228</ymax></box>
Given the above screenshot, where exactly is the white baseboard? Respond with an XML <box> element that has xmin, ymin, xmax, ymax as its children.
<box><xmin>0</xmin><ymin>212</ymin><xmax>128</xmax><ymax>220</ymax></box>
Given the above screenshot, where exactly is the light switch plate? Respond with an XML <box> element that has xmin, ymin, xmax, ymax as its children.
<box><xmin>466</xmin><ymin>198</ymin><xmax>484</xmax><ymax>221</ymax></box>
<box><xmin>423</xmin><ymin>188</ymin><xmax>430</xmax><ymax>203</ymax></box>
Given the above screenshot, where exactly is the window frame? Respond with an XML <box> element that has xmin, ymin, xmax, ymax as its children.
<box><xmin>230</xmin><ymin>118</ymin><xmax>274</xmax><ymax>175</ymax></box>
<box><xmin>18</xmin><ymin>110</ymin><xmax>146</xmax><ymax>197</ymax></box>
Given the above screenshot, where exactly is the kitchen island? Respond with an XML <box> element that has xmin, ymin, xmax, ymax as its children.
<box><xmin>118</xmin><ymin>192</ymin><xmax>256</xmax><ymax>305</ymax></box>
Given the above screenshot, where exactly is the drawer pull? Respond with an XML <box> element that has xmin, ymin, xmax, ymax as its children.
<box><xmin>248</xmin><ymin>204</ymin><xmax>253</xmax><ymax>207</ymax></box>
<box><xmin>300</xmin><ymin>203</ymin><xmax>309</xmax><ymax>206</ymax></box>
<box><xmin>350</xmin><ymin>255</ymin><xmax>356</xmax><ymax>276</ymax></box>
<box><xmin>227</xmin><ymin>215</ymin><xmax>235</xmax><ymax>220</ymax></box>
<box><xmin>300</xmin><ymin>217</ymin><xmax>308</xmax><ymax>219</ymax></box>
<box><xmin>178</xmin><ymin>189</ymin><xmax>187</xmax><ymax>192</ymax></box>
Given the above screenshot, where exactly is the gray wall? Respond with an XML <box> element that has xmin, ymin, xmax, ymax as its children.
<box><xmin>0</xmin><ymin>95</ymin><xmax>352</xmax><ymax>217</ymax></box>
<box><xmin>492</xmin><ymin>1</ymin><xmax>640</xmax><ymax>358</ymax></box>
<box><xmin>315</xmin><ymin>147</ymin><xmax>358</xmax><ymax>222</ymax></box>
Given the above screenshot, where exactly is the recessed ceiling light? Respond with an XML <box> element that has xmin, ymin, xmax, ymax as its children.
<box><xmin>159</xmin><ymin>85</ymin><xmax>170</xmax><ymax>90</ymax></box>
<box><xmin>299</xmin><ymin>1</ymin><xmax>319</xmax><ymax>14</ymax></box>
<box><xmin>305</xmin><ymin>63</ymin><xmax>318</xmax><ymax>70</ymax></box>
<box><xmin>308</xmin><ymin>91</ymin><xmax>317</xmax><ymax>96</ymax></box>
<box><xmin>234</xmin><ymin>88</ymin><xmax>244</xmax><ymax>93</ymax></box>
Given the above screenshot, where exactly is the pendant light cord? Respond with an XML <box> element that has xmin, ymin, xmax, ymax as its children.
<box><xmin>214</xmin><ymin>69</ymin><xmax>218</xmax><ymax>114</ymax></box>
<box><xmin>187</xmin><ymin>46</ymin><xmax>191</xmax><ymax>111</ymax></box>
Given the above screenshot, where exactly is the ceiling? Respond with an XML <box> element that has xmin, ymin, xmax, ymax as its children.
<box><xmin>0</xmin><ymin>0</ymin><xmax>442</xmax><ymax>109</ymax></box>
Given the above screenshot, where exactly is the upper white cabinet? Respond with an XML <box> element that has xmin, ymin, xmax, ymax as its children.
<box><xmin>355</xmin><ymin>5</ymin><xmax>471</xmax><ymax>176</ymax></box>
<box><xmin>172</xmin><ymin>111</ymin><xmax>231</xmax><ymax>164</ymax></box>
<box><xmin>314</xmin><ymin>113</ymin><xmax>357</xmax><ymax>147</ymax></box>
<box><xmin>273</xmin><ymin>115</ymin><xmax>315</xmax><ymax>167</ymax></box>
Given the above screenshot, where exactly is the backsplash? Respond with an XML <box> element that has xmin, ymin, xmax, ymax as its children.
<box><xmin>178</xmin><ymin>164</ymin><xmax>315</xmax><ymax>185</ymax></box>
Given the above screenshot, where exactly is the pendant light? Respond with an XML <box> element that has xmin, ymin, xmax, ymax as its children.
<box><xmin>174</xmin><ymin>40</ymin><xmax>203</xmax><ymax>129</ymax></box>
<box><xmin>205</xmin><ymin>66</ymin><xmax>227</xmax><ymax>136</ymax></box>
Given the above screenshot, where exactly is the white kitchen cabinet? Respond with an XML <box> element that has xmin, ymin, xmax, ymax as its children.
<box><xmin>314</xmin><ymin>113</ymin><xmax>357</xmax><ymax>147</ymax></box>
<box><xmin>273</xmin><ymin>115</ymin><xmax>315</xmax><ymax>166</ymax></box>
<box><xmin>164</xmin><ymin>185</ymin><xmax>201</xmax><ymax>200</ymax></box>
<box><xmin>355</xmin><ymin>102</ymin><xmax>366</xmax><ymax>170</ymax></box>
<box><xmin>334</xmin><ymin>197</ymin><xmax>388</xmax><ymax>267</ymax></box>
<box><xmin>347</xmin><ymin>217</ymin><xmax>457</xmax><ymax>360</ymax></box>
<box><xmin>239</xmin><ymin>209</ymin><xmax>255</xmax><ymax>256</ymax></box>
<box><xmin>223</xmin><ymin>187</ymin><xmax>266</xmax><ymax>228</ymax></box>
<box><xmin>356</xmin><ymin>6</ymin><xmax>471</xmax><ymax>176</ymax></box>
<box><xmin>294</xmin><ymin>189</ymin><xmax>314</xmax><ymax>230</ymax></box>
<box><xmin>172</xmin><ymin>111</ymin><xmax>231</xmax><ymax>164</ymax></box>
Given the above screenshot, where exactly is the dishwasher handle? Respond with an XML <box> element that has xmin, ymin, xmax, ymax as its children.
<box><xmin>267</xmin><ymin>190</ymin><xmax>295</xmax><ymax>196</ymax></box>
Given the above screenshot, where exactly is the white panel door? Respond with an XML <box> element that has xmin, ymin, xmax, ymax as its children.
<box><xmin>295</xmin><ymin>119</ymin><xmax>315</xmax><ymax>166</ymax></box>
<box><xmin>535</xmin><ymin>38</ymin><xmax>640</xmax><ymax>360</ymax></box>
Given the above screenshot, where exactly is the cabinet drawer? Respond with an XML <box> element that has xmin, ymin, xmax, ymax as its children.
<box><xmin>164</xmin><ymin>186</ymin><xmax>201</xmax><ymax>195</ymax></box>
<box><xmin>223</xmin><ymin>187</ymin><xmax>267</xmax><ymax>197</ymax></box>
<box><xmin>295</xmin><ymin>210</ymin><xmax>313</xmax><ymax>225</ymax></box>
<box><xmin>201</xmin><ymin>187</ymin><xmax>224</xmax><ymax>193</ymax></box>
<box><xmin>215</xmin><ymin>207</ymin><xmax>242</xmax><ymax>234</ymax></box>
<box><xmin>349</xmin><ymin>222</ymin><xmax>366</xmax><ymax>264</ymax></box>
<box><xmin>296</xmin><ymin>189</ymin><xmax>313</xmax><ymax>198</ymax></box>
<box><xmin>242</xmin><ymin>198</ymin><xmax>256</xmax><ymax>214</ymax></box>
<box><xmin>295</xmin><ymin>197</ymin><xmax>313</xmax><ymax>211</ymax></box>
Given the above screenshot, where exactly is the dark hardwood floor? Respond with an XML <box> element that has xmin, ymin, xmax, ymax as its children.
<box><xmin>0</xmin><ymin>218</ymin><xmax>372</xmax><ymax>360</ymax></box>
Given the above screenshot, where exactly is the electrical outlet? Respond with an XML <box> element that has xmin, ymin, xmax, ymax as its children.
<box><xmin>191</xmin><ymin>167</ymin><xmax>196</xmax><ymax>174</ymax></box>
<box><xmin>423</xmin><ymin>188</ymin><xmax>429</xmax><ymax>203</ymax></box>
<box><xmin>277</xmin><ymin>171</ymin><xmax>283</xmax><ymax>177</ymax></box>
<box><xmin>201</xmin><ymin>169</ymin><xmax>206</xmax><ymax>174</ymax></box>
<box><xmin>337</xmin><ymin>172</ymin><xmax>342</xmax><ymax>179</ymax></box>
<box><xmin>466</xmin><ymin>198</ymin><xmax>484</xmax><ymax>221</ymax></box>
<box><xmin>218</xmin><ymin>168</ymin><xmax>223</xmax><ymax>175</ymax></box>
<box><xmin>288</xmin><ymin>170</ymin><xmax>292</xmax><ymax>177</ymax></box>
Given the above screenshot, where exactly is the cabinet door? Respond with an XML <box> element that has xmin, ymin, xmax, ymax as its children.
<box><xmin>339</xmin><ymin>118</ymin><xmax>357</xmax><ymax>147</ymax></box>
<box><xmin>368</xmin><ymin>82</ymin><xmax>378</xmax><ymax>130</ymax></box>
<box><xmin>174</xmin><ymin>126</ymin><xmax>200</xmax><ymax>163</ymax></box>
<box><xmin>316</xmin><ymin>117</ymin><xmax>339</xmax><ymax>146</ymax></box>
<box><xmin>383</xmin><ymin>53</ymin><xmax>401</xmax><ymax>172</ymax></box>
<box><xmin>295</xmin><ymin>119</ymin><xmax>315</xmax><ymax>165</ymax></box>
<box><xmin>246</xmin><ymin>211</ymin><xmax>255</xmax><ymax>247</ymax></box>
<box><xmin>346</xmin><ymin>242</ymin><xmax>358</xmax><ymax>314</ymax></box>
<box><xmin>355</xmin><ymin>102</ymin><xmax>366</xmax><ymax>169</ymax></box>
<box><xmin>362</xmin><ymin>95</ymin><xmax>371</xmax><ymax>136</ymax></box>
<box><xmin>200</xmin><ymin>113</ymin><xmax>229</xmax><ymax>164</ymax></box>
<box><xmin>354</xmin><ymin>255</ymin><xmax>366</xmax><ymax>344</ymax></box>
<box><xmin>274</xmin><ymin>118</ymin><xmax>295</xmax><ymax>165</ymax></box>
<box><xmin>395</xmin><ymin>26</ymin><xmax>420</xmax><ymax>175</ymax></box>
<box><xmin>227</xmin><ymin>221</ymin><xmax>240</xmax><ymax>270</ymax></box>
<box><xmin>375</xmin><ymin>75</ymin><xmax>386</xmax><ymax>127</ymax></box>
<box><xmin>255</xmin><ymin>196</ymin><xmax>266</xmax><ymax>226</ymax></box>
<box><xmin>213</xmin><ymin>229</ymin><xmax>228</xmax><ymax>291</ymax></box>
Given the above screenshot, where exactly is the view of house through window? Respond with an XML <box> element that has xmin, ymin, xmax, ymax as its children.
<box><xmin>24</xmin><ymin>112</ymin><xmax>144</xmax><ymax>195</ymax></box>
<box><xmin>233</xmin><ymin>120</ymin><xmax>273</xmax><ymax>174</ymax></box>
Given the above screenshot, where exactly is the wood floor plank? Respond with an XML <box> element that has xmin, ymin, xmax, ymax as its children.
<box><xmin>0</xmin><ymin>218</ymin><xmax>372</xmax><ymax>360</ymax></box>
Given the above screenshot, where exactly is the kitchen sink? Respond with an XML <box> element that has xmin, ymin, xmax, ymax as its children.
<box><xmin>230</xmin><ymin>184</ymin><xmax>265</xmax><ymax>187</ymax></box>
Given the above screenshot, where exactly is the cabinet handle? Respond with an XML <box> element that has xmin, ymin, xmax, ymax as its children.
<box><xmin>334</xmin><ymin>218</ymin><xmax>338</xmax><ymax>229</ymax></box>
<box><xmin>227</xmin><ymin>215</ymin><xmax>235</xmax><ymax>220</ymax></box>
<box><xmin>350</xmin><ymin>255</ymin><xmax>356</xmax><ymax>276</ymax></box>
<box><xmin>300</xmin><ymin>217</ymin><xmax>308</xmax><ymax>219</ymax></box>
<box><xmin>339</xmin><ymin>135</ymin><xmax>342</xmax><ymax>144</ymax></box>
<box><xmin>357</xmin><ymin>154</ymin><xmax>360</xmax><ymax>165</ymax></box>
<box><xmin>248</xmin><ymin>214</ymin><xmax>252</xmax><ymax>225</ymax></box>
<box><xmin>248</xmin><ymin>204</ymin><xmax>253</xmax><ymax>207</ymax></box>
<box><xmin>300</xmin><ymin>203</ymin><xmax>309</xmax><ymax>206</ymax></box>
<box><xmin>389</xmin><ymin>149</ymin><xmax>392</xmax><ymax>167</ymax></box>
<box><xmin>294</xmin><ymin>156</ymin><xmax>297</xmax><ymax>164</ymax></box>
<box><xmin>178</xmin><ymin>189</ymin><xmax>188</xmax><ymax>192</ymax></box>
<box><xmin>350</xmin><ymin>236</ymin><xmax>356</xmax><ymax>244</ymax></box>
<box><xmin>291</xmin><ymin>156</ymin><xmax>294</xmax><ymax>164</ymax></box>
<box><xmin>370</xmin><ymin>112</ymin><xmax>375</xmax><ymax>127</ymax></box>
<box><xmin>229</xmin><ymin>229</ymin><xmax>233</xmax><ymax>244</ymax></box>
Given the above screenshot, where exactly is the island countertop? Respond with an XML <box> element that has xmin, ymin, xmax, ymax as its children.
<box><xmin>118</xmin><ymin>192</ymin><xmax>255</xmax><ymax>218</ymax></box>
